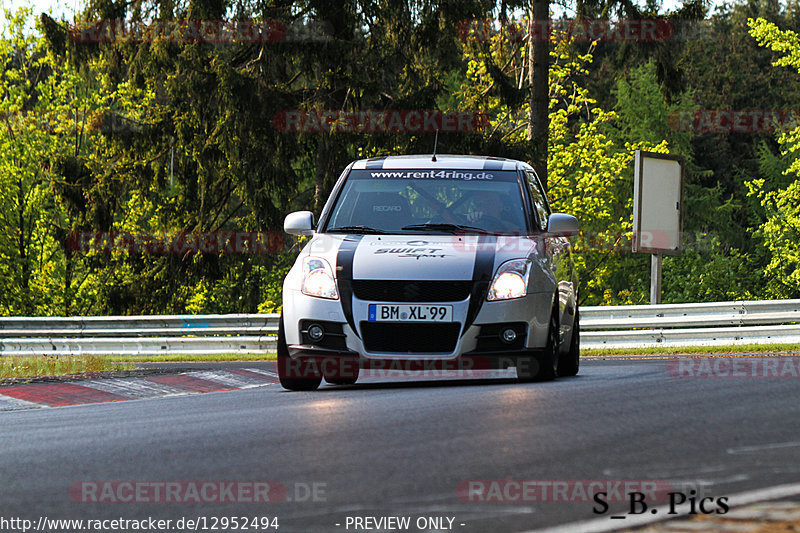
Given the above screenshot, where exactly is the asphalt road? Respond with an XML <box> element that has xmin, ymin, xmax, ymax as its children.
<box><xmin>2</xmin><ymin>357</ymin><xmax>800</xmax><ymax>532</ymax></box>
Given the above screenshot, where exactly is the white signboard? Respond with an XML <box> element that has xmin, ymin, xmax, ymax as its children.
<box><xmin>633</xmin><ymin>151</ymin><xmax>683</xmax><ymax>254</ymax></box>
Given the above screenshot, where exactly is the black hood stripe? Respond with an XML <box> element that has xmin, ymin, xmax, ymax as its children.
<box><xmin>336</xmin><ymin>235</ymin><xmax>364</xmax><ymax>338</ymax></box>
<box><xmin>463</xmin><ymin>235</ymin><xmax>496</xmax><ymax>335</ymax></box>
<box><xmin>482</xmin><ymin>158</ymin><xmax>505</xmax><ymax>170</ymax></box>
<box><xmin>365</xmin><ymin>157</ymin><xmax>386</xmax><ymax>169</ymax></box>
<box><xmin>337</xmin><ymin>234</ymin><xmax>494</xmax><ymax>340</ymax></box>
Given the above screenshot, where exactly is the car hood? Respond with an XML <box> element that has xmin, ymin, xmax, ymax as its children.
<box><xmin>303</xmin><ymin>233</ymin><xmax>539</xmax><ymax>281</ymax></box>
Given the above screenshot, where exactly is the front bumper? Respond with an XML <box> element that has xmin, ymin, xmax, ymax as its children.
<box><xmin>283</xmin><ymin>287</ymin><xmax>553</xmax><ymax>361</ymax></box>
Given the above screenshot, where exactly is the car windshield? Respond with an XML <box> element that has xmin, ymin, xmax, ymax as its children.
<box><xmin>324</xmin><ymin>168</ymin><xmax>529</xmax><ymax>235</ymax></box>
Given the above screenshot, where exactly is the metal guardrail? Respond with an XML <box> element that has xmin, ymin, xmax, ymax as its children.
<box><xmin>581</xmin><ymin>299</ymin><xmax>800</xmax><ymax>349</ymax></box>
<box><xmin>0</xmin><ymin>336</ymin><xmax>276</xmax><ymax>356</ymax></box>
<box><xmin>0</xmin><ymin>314</ymin><xmax>279</xmax><ymax>336</ymax></box>
<box><xmin>0</xmin><ymin>315</ymin><xmax>280</xmax><ymax>356</ymax></box>
<box><xmin>0</xmin><ymin>299</ymin><xmax>799</xmax><ymax>355</ymax></box>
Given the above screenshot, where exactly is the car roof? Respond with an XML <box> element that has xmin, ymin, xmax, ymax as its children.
<box><xmin>350</xmin><ymin>154</ymin><xmax>533</xmax><ymax>171</ymax></box>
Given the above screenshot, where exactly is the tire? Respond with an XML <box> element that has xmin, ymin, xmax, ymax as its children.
<box><xmin>558</xmin><ymin>308</ymin><xmax>580</xmax><ymax>377</ymax></box>
<box><xmin>325</xmin><ymin>376</ymin><xmax>359</xmax><ymax>386</ymax></box>
<box><xmin>517</xmin><ymin>308</ymin><xmax>559</xmax><ymax>382</ymax></box>
<box><xmin>277</xmin><ymin>314</ymin><xmax>322</xmax><ymax>391</ymax></box>
<box><xmin>324</xmin><ymin>359</ymin><xmax>360</xmax><ymax>385</ymax></box>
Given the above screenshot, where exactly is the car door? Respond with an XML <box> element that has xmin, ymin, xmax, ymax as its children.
<box><xmin>524</xmin><ymin>169</ymin><xmax>578</xmax><ymax>343</ymax></box>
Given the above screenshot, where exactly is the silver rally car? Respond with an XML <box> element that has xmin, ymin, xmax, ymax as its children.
<box><xmin>279</xmin><ymin>155</ymin><xmax>579</xmax><ymax>390</ymax></box>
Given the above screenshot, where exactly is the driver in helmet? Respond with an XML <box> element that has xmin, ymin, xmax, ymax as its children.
<box><xmin>466</xmin><ymin>190</ymin><xmax>506</xmax><ymax>225</ymax></box>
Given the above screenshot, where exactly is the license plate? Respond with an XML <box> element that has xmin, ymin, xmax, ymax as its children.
<box><xmin>368</xmin><ymin>304</ymin><xmax>452</xmax><ymax>322</ymax></box>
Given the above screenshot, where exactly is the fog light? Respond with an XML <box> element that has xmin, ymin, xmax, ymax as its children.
<box><xmin>501</xmin><ymin>328</ymin><xmax>517</xmax><ymax>344</ymax></box>
<box><xmin>307</xmin><ymin>324</ymin><xmax>325</xmax><ymax>342</ymax></box>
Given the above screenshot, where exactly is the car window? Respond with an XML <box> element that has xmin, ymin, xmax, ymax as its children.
<box><xmin>325</xmin><ymin>169</ymin><xmax>528</xmax><ymax>234</ymax></box>
<box><xmin>525</xmin><ymin>170</ymin><xmax>550</xmax><ymax>231</ymax></box>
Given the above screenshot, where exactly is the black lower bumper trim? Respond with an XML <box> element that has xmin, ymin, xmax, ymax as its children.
<box><xmin>287</xmin><ymin>345</ymin><xmax>359</xmax><ymax>359</ymax></box>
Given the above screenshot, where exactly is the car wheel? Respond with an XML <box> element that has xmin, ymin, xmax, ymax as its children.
<box><xmin>325</xmin><ymin>376</ymin><xmax>359</xmax><ymax>385</ymax></box>
<box><xmin>517</xmin><ymin>308</ymin><xmax>559</xmax><ymax>382</ymax></box>
<box><xmin>323</xmin><ymin>359</ymin><xmax>360</xmax><ymax>385</ymax></box>
<box><xmin>558</xmin><ymin>308</ymin><xmax>580</xmax><ymax>377</ymax></box>
<box><xmin>277</xmin><ymin>314</ymin><xmax>322</xmax><ymax>391</ymax></box>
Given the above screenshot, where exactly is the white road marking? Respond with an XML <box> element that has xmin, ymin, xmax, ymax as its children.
<box><xmin>79</xmin><ymin>378</ymin><xmax>188</xmax><ymax>398</ymax></box>
<box><xmin>242</xmin><ymin>367</ymin><xmax>281</xmax><ymax>379</ymax></box>
<box><xmin>187</xmin><ymin>370</ymin><xmax>269</xmax><ymax>388</ymax></box>
<box><xmin>727</xmin><ymin>441</ymin><xmax>800</xmax><ymax>454</ymax></box>
<box><xmin>695</xmin><ymin>474</ymin><xmax>751</xmax><ymax>485</ymax></box>
<box><xmin>0</xmin><ymin>394</ymin><xmax>42</xmax><ymax>411</ymax></box>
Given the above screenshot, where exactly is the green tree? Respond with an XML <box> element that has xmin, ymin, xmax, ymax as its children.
<box><xmin>743</xmin><ymin>16</ymin><xmax>800</xmax><ymax>297</ymax></box>
<box><xmin>38</xmin><ymin>0</ymin><xmax>500</xmax><ymax>314</ymax></box>
<box><xmin>0</xmin><ymin>8</ymin><xmax>107</xmax><ymax>315</ymax></box>
<box><xmin>453</xmin><ymin>31</ymin><xmax>670</xmax><ymax>304</ymax></box>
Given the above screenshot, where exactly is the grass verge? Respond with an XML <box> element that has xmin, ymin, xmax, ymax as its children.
<box><xmin>98</xmin><ymin>344</ymin><xmax>800</xmax><ymax>362</ymax></box>
<box><xmin>96</xmin><ymin>352</ymin><xmax>277</xmax><ymax>363</ymax></box>
<box><xmin>584</xmin><ymin>342</ymin><xmax>800</xmax><ymax>357</ymax></box>
<box><xmin>0</xmin><ymin>355</ymin><xmax>133</xmax><ymax>379</ymax></box>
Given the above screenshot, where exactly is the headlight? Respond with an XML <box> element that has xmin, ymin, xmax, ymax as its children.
<box><xmin>487</xmin><ymin>259</ymin><xmax>531</xmax><ymax>301</ymax></box>
<box><xmin>301</xmin><ymin>257</ymin><xmax>338</xmax><ymax>299</ymax></box>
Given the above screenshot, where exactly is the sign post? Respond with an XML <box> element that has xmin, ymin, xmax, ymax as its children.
<box><xmin>632</xmin><ymin>151</ymin><xmax>683</xmax><ymax>305</ymax></box>
<box><xmin>650</xmin><ymin>254</ymin><xmax>662</xmax><ymax>304</ymax></box>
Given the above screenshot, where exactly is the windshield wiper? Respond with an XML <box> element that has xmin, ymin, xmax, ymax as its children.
<box><xmin>401</xmin><ymin>223</ymin><xmax>491</xmax><ymax>234</ymax></box>
<box><xmin>327</xmin><ymin>225</ymin><xmax>387</xmax><ymax>234</ymax></box>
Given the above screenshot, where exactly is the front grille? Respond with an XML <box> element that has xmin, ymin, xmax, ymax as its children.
<box><xmin>360</xmin><ymin>322</ymin><xmax>461</xmax><ymax>353</ymax></box>
<box><xmin>352</xmin><ymin>280</ymin><xmax>472</xmax><ymax>302</ymax></box>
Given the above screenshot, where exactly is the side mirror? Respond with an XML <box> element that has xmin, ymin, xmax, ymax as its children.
<box><xmin>284</xmin><ymin>211</ymin><xmax>315</xmax><ymax>236</ymax></box>
<box><xmin>547</xmin><ymin>213</ymin><xmax>579</xmax><ymax>236</ymax></box>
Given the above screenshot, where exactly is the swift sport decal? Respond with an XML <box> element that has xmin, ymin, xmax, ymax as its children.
<box><xmin>374</xmin><ymin>247</ymin><xmax>448</xmax><ymax>259</ymax></box>
<box><xmin>352</xmin><ymin>236</ymin><xmax>475</xmax><ymax>279</ymax></box>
